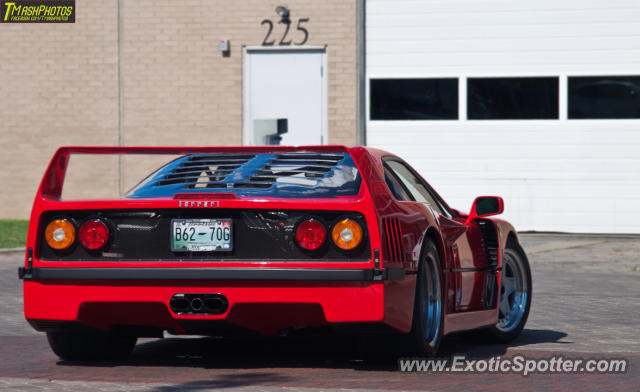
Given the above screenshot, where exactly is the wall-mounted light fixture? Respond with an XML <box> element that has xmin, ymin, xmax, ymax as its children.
<box><xmin>275</xmin><ymin>6</ymin><xmax>291</xmax><ymax>23</ymax></box>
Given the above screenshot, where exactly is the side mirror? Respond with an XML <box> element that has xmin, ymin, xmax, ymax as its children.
<box><xmin>465</xmin><ymin>196</ymin><xmax>504</xmax><ymax>224</ymax></box>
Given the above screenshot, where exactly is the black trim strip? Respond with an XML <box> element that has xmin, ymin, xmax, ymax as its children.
<box><xmin>444</xmin><ymin>267</ymin><xmax>485</xmax><ymax>273</ymax></box>
<box><xmin>444</xmin><ymin>267</ymin><xmax>502</xmax><ymax>273</ymax></box>
<box><xmin>18</xmin><ymin>267</ymin><xmax>405</xmax><ymax>281</ymax></box>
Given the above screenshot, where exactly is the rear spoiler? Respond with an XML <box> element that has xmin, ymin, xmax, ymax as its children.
<box><xmin>39</xmin><ymin>145</ymin><xmax>351</xmax><ymax>199</ymax></box>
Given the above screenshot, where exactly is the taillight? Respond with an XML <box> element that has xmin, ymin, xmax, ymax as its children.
<box><xmin>295</xmin><ymin>219</ymin><xmax>327</xmax><ymax>251</ymax></box>
<box><xmin>44</xmin><ymin>219</ymin><xmax>76</xmax><ymax>250</ymax></box>
<box><xmin>331</xmin><ymin>218</ymin><xmax>363</xmax><ymax>250</ymax></box>
<box><xmin>78</xmin><ymin>219</ymin><xmax>110</xmax><ymax>250</ymax></box>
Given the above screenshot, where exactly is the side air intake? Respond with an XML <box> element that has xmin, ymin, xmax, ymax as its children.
<box><xmin>383</xmin><ymin>217</ymin><xmax>405</xmax><ymax>263</ymax></box>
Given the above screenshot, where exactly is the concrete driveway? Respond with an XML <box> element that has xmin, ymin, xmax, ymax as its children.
<box><xmin>0</xmin><ymin>233</ymin><xmax>638</xmax><ymax>391</ymax></box>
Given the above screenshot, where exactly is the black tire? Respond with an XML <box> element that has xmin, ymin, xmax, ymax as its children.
<box><xmin>485</xmin><ymin>238</ymin><xmax>532</xmax><ymax>342</ymax></box>
<box><xmin>47</xmin><ymin>331</ymin><xmax>137</xmax><ymax>360</ymax></box>
<box><xmin>407</xmin><ymin>238</ymin><xmax>444</xmax><ymax>357</ymax></box>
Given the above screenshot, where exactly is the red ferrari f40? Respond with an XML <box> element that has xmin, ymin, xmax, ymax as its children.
<box><xmin>20</xmin><ymin>146</ymin><xmax>531</xmax><ymax>360</ymax></box>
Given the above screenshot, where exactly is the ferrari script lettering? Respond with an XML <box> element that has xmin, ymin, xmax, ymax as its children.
<box><xmin>178</xmin><ymin>201</ymin><xmax>220</xmax><ymax>208</ymax></box>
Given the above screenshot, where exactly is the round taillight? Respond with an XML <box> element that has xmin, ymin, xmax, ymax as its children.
<box><xmin>331</xmin><ymin>218</ymin><xmax>363</xmax><ymax>251</ymax></box>
<box><xmin>44</xmin><ymin>219</ymin><xmax>76</xmax><ymax>250</ymax></box>
<box><xmin>295</xmin><ymin>219</ymin><xmax>327</xmax><ymax>251</ymax></box>
<box><xmin>78</xmin><ymin>219</ymin><xmax>110</xmax><ymax>250</ymax></box>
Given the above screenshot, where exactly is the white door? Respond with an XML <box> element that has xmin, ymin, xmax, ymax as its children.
<box><xmin>244</xmin><ymin>48</ymin><xmax>326</xmax><ymax>146</ymax></box>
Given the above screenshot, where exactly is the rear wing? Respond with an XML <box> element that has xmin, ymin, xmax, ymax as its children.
<box><xmin>39</xmin><ymin>146</ymin><xmax>352</xmax><ymax>199</ymax></box>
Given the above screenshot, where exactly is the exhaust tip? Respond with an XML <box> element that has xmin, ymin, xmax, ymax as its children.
<box><xmin>170</xmin><ymin>293</ymin><xmax>229</xmax><ymax>315</ymax></box>
<box><xmin>190</xmin><ymin>297</ymin><xmax>203</xmax><ymax>311</ymax></box>
<box><xmin>169</xmin><ymin>297</ymin><xmax>189</xmax><ymax>311</ymax></box>
<box><xmin>204</xmin><ymin>297</ymin><xmax>224</xmax><ymax>311</ymax></box>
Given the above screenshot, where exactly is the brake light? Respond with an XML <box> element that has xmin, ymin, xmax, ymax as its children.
<box><xmin>78</xmin><ymin>219</ymin><xmax>110</xmax><ymax>250</ymax></box>
<box><xmin>295</xmin><ymin>219</ymin><xmax>326</xmax><ymax>251</ymax></box>
<box><xmin>44</xmin><ymin>219</ymin><xmax>76</xmax><ymax>250</ymax></box>
<box><xmin>331</xmin><ymin>218</ymin><xmax>363</xmax><ymax>250</ymax></box>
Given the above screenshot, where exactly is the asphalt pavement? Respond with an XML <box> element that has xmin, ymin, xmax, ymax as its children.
<box><xmin>0</xmin><ymin>233</ymin><xmax>638</xmax><ymax>391</ymax></box>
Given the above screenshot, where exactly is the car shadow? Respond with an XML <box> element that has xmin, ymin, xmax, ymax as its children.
<box><xmin>56</xmin><ymin>328</ymin><xmax>568</xmax><ymax>373</ymax></box>
<box><xmin>151</xmin><ymin>374</ymin><xmax>294</xmax><ymax>391</ymax></box>
<box><xmin>439</xmin><ymin>328</ymin><xmax>570</xmax><ymax>358</ymax></box>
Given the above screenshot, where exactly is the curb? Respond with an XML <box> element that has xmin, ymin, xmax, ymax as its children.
<box><xmin>0</xmin><ymin>247</ymin><xmax>25</xmax><ymax>253</ymax></box>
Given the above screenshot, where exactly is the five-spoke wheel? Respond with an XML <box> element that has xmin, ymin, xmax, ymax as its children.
<box><xmin>486</xmin><ymin>238</ymin><xmax>532</xmax><ymax>341</ymax></box>
<box><xmin>409</xmin><ymin>238</ymin><xmax>443</xmax><ymax>356</ymax></box>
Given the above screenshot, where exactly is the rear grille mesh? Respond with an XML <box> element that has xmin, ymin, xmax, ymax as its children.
<box><xmin>383</xmin><ymin>218</ymin><xmax>405</xmax><ymax>263</ymax></box>
<box><xmin>153</xmin><ymin>153</ymin><xmax>345</xmax><ymax>189</ymax></box>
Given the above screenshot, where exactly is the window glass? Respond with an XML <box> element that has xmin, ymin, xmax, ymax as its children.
<box><xmin>385</xmin><ymin>160</ymin><xmax>446</xmax><ymax>216</ymax></box>
<box><xmin>384</xmin><ymin>167</ymin><xmax>411</xmax><ymax>201</ymax></box>
<box><xmin>467</xmin><ymin>77</ymin><xmax>559</xmax><ymax>119</ymax></box>
<box><xmin>370</xmin><ymin>78</ymin><xmax>458</xmax><ymax>120</ymax></box>
<box><xmin>569</xmin><ymin>76</ymin><xmax>640</xmax><ymax>119</ymax></box>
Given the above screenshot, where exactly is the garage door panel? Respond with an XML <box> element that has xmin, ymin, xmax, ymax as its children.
<box><xmin>436</xmin><ymin>180</ymin><xmax>637</xmax><ymax>198</ymax></box>
<box><xmin>371</xmin><ymin>144</ymin><xmax>640</xmax><ymax>159</ymax></box>
<box><xmin>369</xmin><ymin>131</ymin><xmax>640</xmax><ymax>147</ymax></box>
<box><xmin>366</xmin><ymin>0</ymin><xmax>638</xmax><ymax>15</ymax></box>
<box><xmin>386</xmin><ymin>158</ymin><xmax>640</xmax><ymax>175</ymax></box>
<box><xmin>369</xmin><ymin>50</ymin><xmax>640</xmax><ymax>69</ymax></box>
<box><xmin>368</xmin><ymin>37</ymin><xmax>640</xmax><ymax>55</ymax></box>
<box><xmin>368</xmin><ymin>23</ymin><xmax>640</xmax><ymax>41</ymax></box>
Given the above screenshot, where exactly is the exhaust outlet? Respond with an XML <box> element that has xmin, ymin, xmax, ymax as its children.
<box><xmin>204</xmin><ymin>297</ymin><xmax>224</xmax><ymax>312</ymax></box>
<box><xmin>169</xmin><ymin>296</ymin><xmax>189</xmax><ymax>311</ymax></box>
<box><xmin>190</xmin><ymin>297</ymin><xmax>203</xmax><ymax>311</ymax></box>
<box><xmin>170</xmin><ymin>293</ymin><xmax>229</xmax><ymax>315</ymax></box>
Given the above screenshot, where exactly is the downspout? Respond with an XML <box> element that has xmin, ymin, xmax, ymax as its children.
<box><xmin>356</xmin><ymin>0</ymin><xmax>366</xmax><ymax>146</ymax></box>
<box><xmin>117</xmin><ymin>0</ymin><xmax>124</xmax><ymax>194</ymax></box>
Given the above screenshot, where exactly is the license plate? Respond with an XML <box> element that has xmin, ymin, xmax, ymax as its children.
<box><xmin>171</xmin><ymin>219</ymin><xmax>233</xmax><ymax>252</ymax></box>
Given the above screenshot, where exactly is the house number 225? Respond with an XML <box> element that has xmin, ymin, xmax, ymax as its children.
<box><xmin>261</xmin><ymin>18</ymin><xmax>310</xmax><ymax>46</ymax></box>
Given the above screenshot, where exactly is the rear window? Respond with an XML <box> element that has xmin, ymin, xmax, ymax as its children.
<box><xmin>127</xmin><ymin>152</ymin><xmax>362</xmax><ymax>199</ymax></box>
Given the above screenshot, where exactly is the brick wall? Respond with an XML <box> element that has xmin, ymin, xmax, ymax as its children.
<box><xmin>0</xmin><ymin>0</ymin><xmax>119</xmax><ymax>218</ymax></box>
<box><xmin>0</xmin><ymin>0</ymin><xmax>357</xmax><ymax>219</ymax></box>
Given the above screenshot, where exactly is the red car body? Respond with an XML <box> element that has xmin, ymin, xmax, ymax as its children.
<box><xmin>20</xmin><ymin>145</ymin><xmax>521</xmax><ymax>342</ymax></box>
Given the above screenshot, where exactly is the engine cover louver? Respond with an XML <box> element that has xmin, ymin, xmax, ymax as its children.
<box><xmin>153</xmin><ymin>153</ymin><xmax>344</xmax><ymax>189</ymax></box>
<box><xmin>154</xmin><ymin>155</ymin><xmax>256</xmax><ymax>188</ymax></box>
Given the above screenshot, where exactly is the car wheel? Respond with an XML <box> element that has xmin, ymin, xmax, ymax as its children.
<box><xmin>408</xmin><ymin>238</ymin><xmax>444</xmax><ymax>357</ymax></box>
<box><xmin>486</xmin><ymin>239</ymin><xmax>532</xmax><ymax>342</ymax></box>
<box><xmin>47</xmin><ymin>331</ymin><xmax>137</xmax><ymax>360</ymax></box>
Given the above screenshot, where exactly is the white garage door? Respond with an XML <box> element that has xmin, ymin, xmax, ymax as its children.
<box><xmin>366</xmin><ymin>0</ymin><xmax>640</xmax><ymax>233</ymax></box>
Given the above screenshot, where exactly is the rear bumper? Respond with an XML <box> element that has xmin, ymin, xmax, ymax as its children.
<box><xmin>21</xmin><ymin>268</ymin><xmax>398</xmax><ymax>335</ymax></box>
<box><xmin>19</xmin><ymin>266</ymin><xmax>405</xmax><ymax>281</ymax></box>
